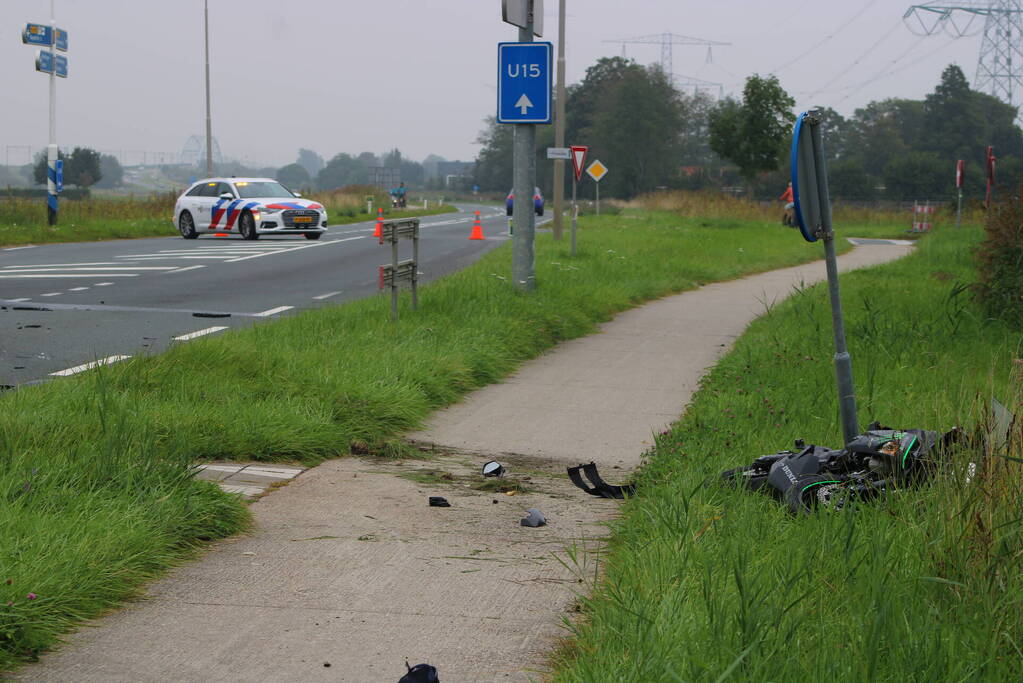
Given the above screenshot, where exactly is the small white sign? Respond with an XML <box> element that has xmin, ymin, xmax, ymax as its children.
<box><xmin>502</xmin><ymin>0</ymin><xmax>544</xmax><ymax>37</ymax></box>
<box><xmin>546</xmin><ymin>147</ymin><xmax>571</xmax><ymax>160</ymax></box>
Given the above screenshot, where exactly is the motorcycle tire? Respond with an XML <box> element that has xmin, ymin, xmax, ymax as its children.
<box><xmin>721</xmin><ymin>466</ymin><xmax>770</xmax><ymax>492</ymax></box>
<box><xmin>785</xmin><ymin>474</ymin><xmax>852</xmax><ymax>515</ymax></box>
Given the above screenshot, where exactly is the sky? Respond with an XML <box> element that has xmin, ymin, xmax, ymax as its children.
<box><xmin>0</xmin><ymin>0</ymin><xmax>984</xmax><ymax>169</ymax></box>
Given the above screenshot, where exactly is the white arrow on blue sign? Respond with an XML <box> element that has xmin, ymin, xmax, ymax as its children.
<box><xmin>497</xmin><ymin>42</ymin><xmax>552</xmax><ymax>124</ymax></box>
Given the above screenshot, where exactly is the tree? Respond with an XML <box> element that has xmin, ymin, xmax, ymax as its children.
<box><xmin>33</xmin><ymin>147</ymin><xmax>102</xmax><ymax>188</ymax></box>
<box><xmin>316</xmin><ymin>153</ymin><xmax>366</xmax><ymax>189</ymax></box>
<box><xmin>472</xmin><ymin>117</ymin><xmax>515</xmax><ymax>192</ymax></box>
<box><xmin>882</xmin><ymin>151</ymin><xmax>946</xmax><ymax>200</ymax></box>
<box><xmin>277</xmin><ymin>163</ymin><xmax>311</xmax><ymax>188</ymax></box>
<box><xmin>94</xmin><ymin>154</ymin><xmax>123</xmax><ymax>189</ymax></box>
<box><xmin>296</xmin><ymin>148</ymin><xmax>324</xmax><ymax>177</ymax></box>
<box><xmin>709</xmin><ymin>74</ymin><xmax>795</xmax><ymax>186</ymax></box>
<box><xmin>33</xmin><ymin>149</ymin><xmax>66</xmax><ymax>186</ymax></box>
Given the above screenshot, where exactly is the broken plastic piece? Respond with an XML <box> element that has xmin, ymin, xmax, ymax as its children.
<box><xmin>482</xmin><ymin>461</ymin><xmax>504</xmax><ymax>477</ymax></box>
<box><xmin>399</xmin><ymin>661</ymin><xmax>439</xmax><ymax>683</ymax></box>
<box><xmin>520</xmin><ymin>508</ymin><xmax>547</xmax><ymax>527</ymax></box>
<box><xmin>567</xmin><ymin>462</ymin><xmax>636</xmax><ymax>499</ymax></box>
<box><xmin>428</xmin><ymin>496</ymin><xmax>450</xmax><ymax>508</ymax></box>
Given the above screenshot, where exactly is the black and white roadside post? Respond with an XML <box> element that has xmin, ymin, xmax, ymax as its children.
<box><xmin>792</xmin><ymin>109</ymin><xmax>859</xmax><ymax>445</ymax></box>
<box><xmin>955</xmin><ymin>159</ymin><xmax>964</xmax><ymax>229</ymax></box>
<box><xmin>23</xmin><ymin>3</ymin><xmax>68</xmax><ymax>226</ymax></box>
<box><xmin>501</xmin><ymin>1</ymin><xmax>551</xmax><ymax>292</ymax></box>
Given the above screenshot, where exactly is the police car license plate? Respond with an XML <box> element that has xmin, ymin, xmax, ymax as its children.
<box><xmin>293</xmin><ymin>216</ymin><xmax>313</xmax><ymax>223</ymax></box>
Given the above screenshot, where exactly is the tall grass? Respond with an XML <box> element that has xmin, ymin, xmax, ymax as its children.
<box><xmin>552</xmin><ymin>226</ymin><xmax>1023</xmax><ymax>681</ymax></box>
<box><xmin>0</xmin><ymin>210</ymin><xmax>857</xmax><ymax>670</ymax></box>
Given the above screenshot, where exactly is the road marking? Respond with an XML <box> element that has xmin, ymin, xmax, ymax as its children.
<box><xmin>40</xmin><ymin>292</ymin><xmax>63</xmax><ymax>297</ymax></box>
<box><xmin>6</xmin><ymin>297</ymin><xmax>30</xmax><ymax>302</ymax></box>
<box><xmin>173</xmin><ymin>326</ymin><xmax>229</xmax><ymax>341</ymax></box>
<box><xmin>312</xmin><ymin>291</ymin><xmax>343</xmax><ymax>300</ymax></box>
<box><xmin>68</xmin><ymin>287</ymin><xmax>90</xmax><ymax>291</ymax></box>
<box><xmin>95</xmin><ymin>282</ymin><xmax>114</xmax><ymax>286</ymax></box>
<box><xmin>3</xmin><ymin>262</ymin><xmax>121</xmax><ymax>268</ymax></box>
<box><xmin>0</xmin><ymin>266</ymin><xmax>178</xmax><ymax>272</ymax></box>
<box><xmin>0</xmin><ymin>274</ymin><xmax>139</xmax><ymax>279</ymax></box>
<box><xmin>256</xmin><ymin>306</ymin><xmax>294</xmax><ymax>317</ymax></box>
<box><xmin>50</xmin><ymin>355</ymin><xmax>131</xmax><ymax>377</ymax></box>
<box><xmin>225</xmin><ymin>244</ymin><xmax>322</xmax><ymax>263</ymax></box>
<box><xmin>166</xmin><ymin>265</ymin><xmax>206</xmax><ymax>274</ymax></box>
<box><xmin>3</xmin><ymin>245</ymin><xmax>37</xmax><ymax>251</ymax></box>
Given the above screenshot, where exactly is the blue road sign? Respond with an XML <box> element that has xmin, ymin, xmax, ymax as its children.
<box><xmin>791</xmin><ymin>111</ymin><xmax>827</xmax><ymax>243</ymax></box>
<box><xmin>55</xmin><ymin>28</ymin><xmax>68</xmax><ymax>52</ymax></box>
<box><xmin>36</xmin><ymin>50</ymin><xmax>68</xmax><ymax>78</ymax></box>
<box><xmin>23</xmin><ymin>23</ymin><xmax>52</xmax><ymax>46</ymax></box>
<box><xmin>55</xmin><ymin>160</ymin><xmax>64</xmax><ymax>194</ymax></box>
<box><xmin>497</xmin><ymin>42</ymin><xmax>552</xmax><ymax>124</ymax></box>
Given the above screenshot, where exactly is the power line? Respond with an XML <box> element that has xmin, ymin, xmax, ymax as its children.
<box><xmin>770</xmin><ymin>0</ymin><xmax>881</xmax><ymax>75</ymax></box>
<box><xmin>807</xmin><ymin>19</ymin><xmax>905</xmax><ymax>99</ymax></box>
<box><xmin>835</xmin><ymin>34</ymin><xmax>955</xmax><ymax>104</ymax></box>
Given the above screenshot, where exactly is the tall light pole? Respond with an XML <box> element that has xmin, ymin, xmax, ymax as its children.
<box><xmin>552</xmin><ymin>0</ymin><xmax>566</xmax><ymax>241</ymax></box>
<box><xmin>204</xmin><ymin>0</ymin><xmax>213</xmax><ymax>177</ymax></box>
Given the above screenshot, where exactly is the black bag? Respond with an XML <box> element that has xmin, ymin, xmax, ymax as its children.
<box><xmin>399</xmin><ymin>662</ymin><xmax>439</xmax><ymax>683</ymax></box>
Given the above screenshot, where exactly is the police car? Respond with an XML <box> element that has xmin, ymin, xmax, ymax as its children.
<box><xmin>173</xmin><ymin>178</ymin><xmax>328</xmax><ymax>240</ymax></box>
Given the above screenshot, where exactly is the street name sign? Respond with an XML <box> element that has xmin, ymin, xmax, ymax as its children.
<box><xmin>36</xmin><ymin>50</ymin><xmax>68</xmax><ymax>78</ymax></box>
<box><xmin>586</xmin><ymin>159</ymin><xmax>608</xmax><ymax>182</ymax></box>
<box><xmin>497</xmin><ymin>42</ymin><xmax>552</xmax><ymax>124</ymax></box>
<box><xmin>23</xmin><ymin>24</ymin><xmax>67</xmax><ymax>50</ymax></box>
<box><xmin>570</xmin><ymin>145</ymin><xmax>588</xmax><ymax>181</ymax></box>
<box><xmin>546</xmin><ymin>147</ymin><xmax>570</xmax><ymax>160</ymax></box>
<box><xmin>502</xmin><ymin>0</ymin><xmax>544</xmax><ymax>37</ymax></box>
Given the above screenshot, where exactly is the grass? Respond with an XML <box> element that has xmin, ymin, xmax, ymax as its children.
<box><xmin>0</xmin><ymin>193</ymin><xmax>455</xmax><ymax>247</ymax></box>
<box><xmin>551</xmin><ymin>225</ymin><xmax>1023</xmax><ymax>682</ymax></box>
<box><xmin>0</xmin><ymin>206</ymin><xmax>942</xmax><ymax>670</ymax></box>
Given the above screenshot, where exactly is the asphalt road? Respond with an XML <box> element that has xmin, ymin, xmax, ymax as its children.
<box><xmin>0</xmin><ymin>204</ymin><xmax>533</xmax><ymax>387</ymax></box>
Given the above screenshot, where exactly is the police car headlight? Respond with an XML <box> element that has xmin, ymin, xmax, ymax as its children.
<box><xmin>260</xmin><ymin>207</ymin><xmax>282</xmax><ymax>214</ymax></box>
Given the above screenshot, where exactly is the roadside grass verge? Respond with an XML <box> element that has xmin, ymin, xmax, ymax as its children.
<box><xmin>551</xmin><ymin>225</ymin><xmax>1023</xmax><ymax>682</ymax></box>
<box><xmin>0</xmin><ymin>209</ymin><xmax>867</xmax><ymax>670</ymax></box>
<box><xmin>0</xmin><ymin>195</ymin><xmax>455</xmax><ymax>247</ymax></box>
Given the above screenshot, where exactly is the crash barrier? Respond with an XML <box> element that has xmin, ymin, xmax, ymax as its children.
<box><xmin>910</xmin><ymin>202</ymin><xmax>934</xmax><ymax>233</ymax></box>
<box><xmin>378</xmin><ymin>217</ymin><xmax>420</xmax><ymax>322</ymax></box>
<box><xmin>469</xmin><ymin>209</ymin><xmax>485</xmax><ymax>240</ymax></box>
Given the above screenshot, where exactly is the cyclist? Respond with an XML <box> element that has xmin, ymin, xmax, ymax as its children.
<box><xmin>780</xmin><ymin>181</ymin><xmax>795</xmax><ymax>227</ymax></box>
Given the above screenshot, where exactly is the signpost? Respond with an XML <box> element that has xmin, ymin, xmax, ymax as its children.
<box><xmin>570</xmin><ymin>145</ymin><xmax>587</xmax><ymax>256</ymax></box>
<box><xmin>586</xmin><ymin>159</ymin><xmax>608</xmax><ymax>215</ymax></box>
<box><xmin>955</xmin><ymin>159</ymin><xmax>964</xmax><ymax>229</ymax></box>
<box><xmin>22</xmin><ymin>10</ymin><xmax>68</xmax><ymax>226</ymax></box>
<box><xmin>791</xmin><ymin>109</ymin><xmax>859</xmax><ymax>445</ymax></box>
<box><xmin>985</xmin><ymin>146</ymin><xmax>996</xmax><ymax>209</ymax></box>
<box><xmin>546</xmin><ymin>147</ymin><xmax>571</xmax><ymax>159</ymax></box>
<box><xmin>377</xmin><ymin>218</ymin><xmax>421</xmax><ymax>322</ymax></box>
<box><xmin>500</xmin><ymin>1</ymin><xmax>550</xmax><ymax>292</ymax></box>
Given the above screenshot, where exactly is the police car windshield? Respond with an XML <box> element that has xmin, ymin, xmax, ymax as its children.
<box><xmin>234</xmin><ymin>181</ymin><xmax>295</xmax><ymax>199</ymax></box>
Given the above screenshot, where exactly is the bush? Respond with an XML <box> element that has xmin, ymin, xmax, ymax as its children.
<box><xmin>976</xmin><ymin>190</ymin><xmax>1023</xmax><ymax>328</ymax></box>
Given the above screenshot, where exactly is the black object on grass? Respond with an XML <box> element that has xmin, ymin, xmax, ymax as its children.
<box><xmin>567</xmin><ymin>462</ymin><xmax>636</xmax><ymax>499</ymax></box>
<box><xmin>428</xmin><ymin>496</ymin><xmax>450</xmax><ymax>508</ymax></box>
<box><xmin>399</xmin><ymin>660</ymin><xmax>439</xmax><ymax>682</ymax></box>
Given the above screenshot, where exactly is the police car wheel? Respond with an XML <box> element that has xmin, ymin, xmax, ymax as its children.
<box><xmin>178</xmin><ymin>212</ymin><xmax>198</xmax><ymax>239</ymax></box>
<box><xmin>304</xmin><ymin>232</ymin><xmax>322</xmax><ymax>240</ymax></box>
<box><xmin>239</xmin><ymin>211</ymin><xmax>259</xmax><ymax>240</ymax></box>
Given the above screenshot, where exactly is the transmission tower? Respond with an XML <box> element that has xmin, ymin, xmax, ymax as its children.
<box><xmin>904</xmin><ymin>2</ymin><xmax>1023</xmax><ymax>109</ymax></box>
<box><xmin>603</xmin><ymin>32</ymin><xmax>730</xmax><ymax>81</ymax></box>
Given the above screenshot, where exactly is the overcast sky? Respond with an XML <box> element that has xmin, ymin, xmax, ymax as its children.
<box><xmin>1</xmin><ymin>0</ymin><xmax>982</xmax><ymax>168</ymax></box>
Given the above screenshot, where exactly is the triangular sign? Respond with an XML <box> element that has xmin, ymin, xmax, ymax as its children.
<box><xmin>570</xmin><ymin>145</ymin><xmax>588</xmax><ymax>182</ymax></box>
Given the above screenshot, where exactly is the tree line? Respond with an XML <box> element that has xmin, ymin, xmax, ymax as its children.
<box><xmin>472</xmin><ymin>59</ymin><xmax>1023</xmax><ymax>202</ymax></box>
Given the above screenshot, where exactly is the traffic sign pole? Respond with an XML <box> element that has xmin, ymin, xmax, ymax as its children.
<box><xmin>792</xmin><ymin>109</ymin><xmax>859</xmax><ymax>445</ymax></box>
<box><xmin>552</xmin><ymin>0</ymin><xmax>566</xmax><ymax>241</ymax></box>
<box><xmin>955</xmin><ymin>159</ymin><xmax>964</xmax><ymax>229</ymax></box>
<box><xmin>47</xmin><ymin>1</ymin><xmax>58</xmax><ymax>226</ymax></box>
<box><xmin>512</xmin><ymin>25</ymin><xmax>537</xmax><ymax>291</ymax></box>
<box><xmin>569</xmin><ymin>145</ymin><xmax>586</xmax><ymax>257</ymax></box>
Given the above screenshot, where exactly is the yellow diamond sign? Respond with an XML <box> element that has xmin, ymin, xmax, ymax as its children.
<box><xmin>586</xmin><ymin>159</ymin><xmax>608</xmax><ymax>182</ymax></box>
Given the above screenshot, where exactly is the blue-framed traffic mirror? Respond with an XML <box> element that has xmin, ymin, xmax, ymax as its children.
<box><xmin>790</xmin><ymin>111</ymin><xmax>830</xmax><ymax>243</ymax></box>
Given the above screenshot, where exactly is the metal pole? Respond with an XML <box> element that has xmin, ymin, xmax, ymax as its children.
<box><xmin>571</xmin><ymin>177</ymin><xmax>577</xmax><ymax>256</ymax></box>
<box><xmin>47</xmin><ymin>0</ymin><xmax>57</xmax><ymax>226</ymax></box>
<box><xmin>204</xmin><ymin>0</ymin><xmax>213</xmax><ymax>177</ymax></box>
<box><xmin>511</xmin><ymin>10</ymin><xmax>537</xmax><ymax>292</ymax></box>
<box><xmin>956</xmin><ymin>188</ymin><xmax>963</xmax><ymax>228</ymax></box>
<box><xmin>391</xmin><ymin>233</ymin><xmax>399</xmax><ymax>321</ymax></box>
<box><xmin>411</xmin><ymin>226</ymin><xmax>419</xmax><ymax>311</ymax></box>
<box><xmin>551</xmin><ymin>0</ymin><xmax>566</xmax><ymax>241</ymax></box>
<box><xmin>809</xmin><ymin>114</ymin><xmax>858</xmax><ymax>445</ymax></box>
<box><xmin>595</xmin><ymin>181</ymin><xmax>600</xmax><ymax>216</ymax></box>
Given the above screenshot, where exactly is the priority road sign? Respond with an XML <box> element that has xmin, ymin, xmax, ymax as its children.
<box><xmin>570</xmin><ymin>145</ymin><xmax>588</xmax><ymax>181</ymax></box>
<box><xmin>586</xmin><ymin>160</ymin><xmax>608</xmax><ymax>182</ymax></box>
<box><xmin>497</xmin><ymin>42</ymin><xmax>552</xmax><ymax>124</ymax></box>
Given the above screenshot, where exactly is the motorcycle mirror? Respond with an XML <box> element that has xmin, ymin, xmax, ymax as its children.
<box><xmin>482</xmin><ymin>461</ymin><xmax>504</xmax><ymax>477</ymax></box>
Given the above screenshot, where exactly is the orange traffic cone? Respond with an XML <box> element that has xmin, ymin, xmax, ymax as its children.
<box><xmin>469</xmin><ymin>214</ymin><xmax>485</xmax><ymax>240</ymax></box>
<box><xmin>374</xmin><ymin>207</ymin><xmax>383</xmax><ymax>240</ymax></box>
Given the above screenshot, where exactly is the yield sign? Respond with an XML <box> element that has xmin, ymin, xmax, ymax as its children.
<box><xmin>586</xmin><ymin>159</ymin><xmax>608</xmax><ymax>182</ymax></box>
<box><xmin>570</xmin><ymin>145</ymin><xmax>588</xmax><ymax>182</ymax></box>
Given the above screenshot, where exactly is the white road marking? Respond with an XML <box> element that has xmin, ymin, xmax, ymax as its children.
<box><xmin>40</xmin><ymin>292</ymin><xmax>63</xmax><ymax>297</ymax></box>
<box><xmin>312</xmin><ymin>291</ymin><xmax>342</xmax><ymax>300</ymax></box>
<box><xmin>226</xmin><ymin>244</ymin><xmax>322</xmax><ymax>263</ymax></box>
<box><xmin>173</xmin><ymin>326</ymin><xmax>228</xmax><ymax>341</ymax></box>
<box><xmin>256</xmin><ymin>306</ymin><xmax>294</xmax><ymax>317</ymax></box>
<box><xmin>166</xmin><ymin>265</ymin><xmax>206</xmax><ymax>274</ymax></box>
<box><xmin>3</xmin><ymin>262</ymin><xmax>121</xmax><ymax>268</ymax></box>
<box><xmin>0</xmin><ymin>266</ymin><xmax>177</xmax><ymax>272</ymax></box>
<box><xmin>50</xmin><ymin>355</ymin><xmax>131</xmax><ymax>377</ymax></box>
<box><xmin>95</xmin><ymin>282</ymin><xmax>114</xmax><ymax>286</ymax></box>
<box><xmin>6</xmin><ymin>297</ymin><xmax>30</xmax><ymax>302</ymax></box>
<box><xmin>3</xmin><ymin>245</ymin><xmax>37</xmax><ymax>251</ymax></box>
<box><xmin>0</xmin><ymin>274</ymin><xmax>139</xmax><ymax>279</ymax></box>
<box><xmin>68</xmin><ymin>287</ymin><xmax>89</xmax><ymax>291</ymax></box>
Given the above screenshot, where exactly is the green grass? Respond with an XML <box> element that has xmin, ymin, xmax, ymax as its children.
<box><xmin>0</xmin><ymin>196</ymin><xmax>456</xmax><ymax>247</ymax></box>
<box><xmin>551</xmin><ymin>226</ymin><xmax>1023</xmax><ymax>682</ymax></box>
<box><xmin>0</xmin><ymin>209</ymin><xmax>944</xmax><ymax>671</ymax></box>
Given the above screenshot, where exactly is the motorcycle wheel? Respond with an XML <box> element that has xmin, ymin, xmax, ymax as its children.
<box><xmin>721</xmin><ymin>466</ymin><xmax>769</xmax><ymax>492</ymax></box>
<box><xmin>785</xmin><ymin>474</ymin><xmax>851</xmax><ymax>515</ymax></box>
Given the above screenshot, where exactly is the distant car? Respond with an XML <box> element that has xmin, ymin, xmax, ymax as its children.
<box><xmin>506</xmin><ymin>187</ymin><xmax>545</xmax><ymax>216</ymax></box>
<box><xmin>173</xmin><ymin>178</ymin><xmax>327</xmax><ymax>240</ymax></box>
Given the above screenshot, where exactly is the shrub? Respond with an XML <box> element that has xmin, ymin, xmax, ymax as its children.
<box><xmin>976</xmin><ymin>189</ymin><xmax>1023</xmax><ymax>328</ymax></box>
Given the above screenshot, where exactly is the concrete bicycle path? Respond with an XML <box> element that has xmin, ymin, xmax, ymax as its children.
<box><xmin>12</xmin><ymin>241</ymin><xmax>913</xmax><ymax>683</ymax></box>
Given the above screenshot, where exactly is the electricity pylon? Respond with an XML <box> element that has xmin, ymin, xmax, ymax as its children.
<box><xmin>904</xmin><ymin>2</ymin><xmax>1023</xmax><ymax>108</ymax></box>
<box><xmin>603</xmin><ymin>32</ymin><xmax>730</xmax><ymax>81</ymax></box>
